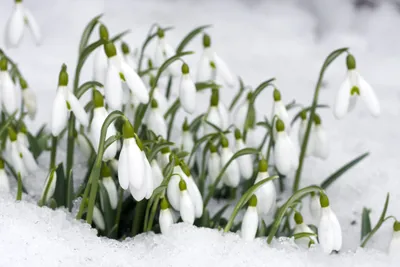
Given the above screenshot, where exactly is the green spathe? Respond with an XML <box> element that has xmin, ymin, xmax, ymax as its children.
<box><xmin>93</xmin><ymin>90</ymin><xmax>104</xmax><ymax>108</ymax></box>
<box><xmin>248</xmin><ymin>195</ymin><xmax>257</xmax><ymax>207</ymax></box>
<box><xmin>179</xmin><ymin>179</ymin><xmax>187</xmax><ymax>191</ymax></box>
<box><xmin>320</xmin><ymin>193</ymin><xmax>330</xmax><ymax>208</ymax></box>
<box><xmin>122</xmin><ymin>120</ymin><xmax>135</xmax><ymax>139</ymax></box>
<box><xmin>258</xmin><ymin>159</ymin><xmax>268</xmax><ymax>172</ymax></box>
<box><xmin>58</xmin><ymin>64</ymin><xmax>69</xmax><ymax>86</ymax></box>
<box><xmin>294</xmin><ymin>212</ymin><xmax>303</xmax><ymax>224</ymax></box>
<box><xmin>346</xmin><ymin>54</ymin><xmax>356</xmax><ymax>70</ymax></box>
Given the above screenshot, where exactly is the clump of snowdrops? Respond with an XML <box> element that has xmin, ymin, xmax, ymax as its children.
<box><xmin>0</xmin><ymin>1</ymin><xmax>399</xmax><ymax>255</ymax></box>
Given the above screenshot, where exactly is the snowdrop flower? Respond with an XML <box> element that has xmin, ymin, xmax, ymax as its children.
<box><xmin>146</xmin><ymin>99</ymin><xmax>167</xmax><ymax>138</ymax></box>
<box><xmin>272</xmin><ymin>88</ymin><xmax>291</xmax><ymax>135</ymax></box>
<box><xmin>311</xmin><ymin>115</ymin><xmax>329</xmax><ymax>159</ymax></box>
<box><xmin>103</xmin><ymin>41</ymin><xmax>149</xmax><ymax>110</ymax></box>
<box><xmin>0</xmin><ymin>58</ymin><xmax>19</xmax><ymax>115</ymax></box>
<box><xmin>93</xmin><ymin>205</ymin><xmax>105</xmax><ymax>231</ymax></box>
<box><xmin>178</xmin><ymin>179</ymin><xmax>195</xmax><ymax>224</ymax></box>
<box><xmin>220</xmin><ymin>136</ymin><xmax>240</xmax><ymax>187</ymax></box>
<box><xmin>241</xmin><ymin>195</ymin><xmax>259</xmax><ymax>241</ymax></box>
<box><xmin>159</xmin><ymin>197</ymin><xmax>174</xmax><ymax>234</ymax></box>
<box><xmin>90</xmin><ymin>90</ymin><xmax>117</xmax><ymax>160</ymax></box>
<box><xmin>167</xmin><ymin>160</ymin><xmax>185</xmax><ymax>211</ymax></box>
<box><xmin>234</xmin><ymin>92</ymin><xmax>252</xmax><ymax>131</ymax></box>
<box><xmin>203</xmin><ymin>89</ymin><xmax>224</xmax><ymax>135</ymax></box>
<box><xmin>333</xmin><ymin>54</ymin><xmax>380</xmax><ymax>119</ymax></box>
<box><xmin>51</xmin><ymin>65</ymin><xmax>88</xmax><ymax>136</ymax></box>
<box><xmin>154</xmin><ymin>28</ymin><xmax>180</xmax><ymax>76</ymax></box>
<box><xmin>19</xmin><ymin>77</ymin><xmax>36</xmax><ymax>120</ymax></box>
<box><xmin>274</xmin><ymin>119</ymin><xmax>298</xmax><ymax>175</ymax></box>
<box><xmin>254</xmin><ymin>159</ymin><xmax>276</xmax><ymax>216</ymax></box>
<box><xmin>8</xmin><ymin>127</ymin><xmax>37</xmax><ymax>177</ymax></box>
<box><xmin>152</xmin><ymin>85</ymin><xmax>168</xmax><ymax>115</ymax></box>
<box><xmin>180</xmin><ymin>119</ymin><xmax>194</xmax><ymax>164</ymax></box>
<box><xmin>218</xmin><ymin>101</ymin><xmax>230</xmax><ymax>130</ymax></box>
<box><xmin>157</xmin><ymin>146</ymin><xmax>171</xmax><ymax>170</ymax></box>
<box><xmin>151</xmin><ymin>159</ymin><xmax>163</xmax><ymax>190</ymax></box>
<box><xmin>0</xmin><ymin>159</ymin><xmax>10</xmax><ymax>193</ymax></box>
<box><xmin>388</xmin><ymin>221</ymin><xmax>400</xmax><ymax>255</ymax></box>
<box><xmin>101</xmin><ymin>164</ymin><xmax>118</xmax><ymax>210</ymax></box>
<box><xmin>179</xmin><ymin>63</ymin><xmax>196</xmax><ymax>114</ymax></box>
<box><xmin>293</xmin><ymin>212</ymin><xmax>318</xmax><ymax>248</ymax></box>
<box><xmin>5</xmin><ymin>0</ymin><xmax>41</xmax><ymax>48</ymax></box>
<box><xmin>39</xmin><ymin>169</ymin><xmax>57</xmax><ymax>205</ymax></box>
<box><xmin>17</xmin><ymin>126</ymin><xmax>29</xmax><ymax>147</ymax></box>
<box><xmin>180</xmin><ymin>162</ymin><xmax>203</xmax><ymax>218</ymax></box>
<box><xmin>309</xmin><ymin>192</ymin><xmax>321</xmax><ymax>222</ymax></box>
<box><xmin>234</xmin><ymin>129</ymin><xmax>253</xmax><ymax>180</ymax></box>
<box><xmin>197</xmin><ymin>34</ymin><xmax>235</xmax><ymax>87</ymax></box>
<box><xmin>92</xmin><ymin>24</ymin><xmax>109</xmax><ymax>85</ymax></box>
<box><xmin>298</xmin><ymin>111</ymin><xmax>314</xmax><ymax>157</ymax></box>
<box><xmin>207</xmin><ymin>143</ymin><xmax>222</xmax><ymax>189</ymax></box>
<box><xmin>121</xmin><ymin>42</ymin><xmax>136</xmax><ymax>70</ymax></box>
<box><xmin>318</xmin><ymin>193</ymin><xmax>342</xmax><ymax>254</ymax></box>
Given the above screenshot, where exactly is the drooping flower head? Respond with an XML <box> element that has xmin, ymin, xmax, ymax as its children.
<box><xmin>179</xmin><ymin>63</ymin><xmax>197</xmax><ymax>114</ymax></box>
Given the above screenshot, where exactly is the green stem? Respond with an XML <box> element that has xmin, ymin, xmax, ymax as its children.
<box><xmin>147</xmin><ymin>196</ymin><xmax>161</xmax><ymax>231</ymax></box>
<box><xmin>114</xmin><ymin>188</ymin><xmax>124</xmax><ymax>235</ymax></box>
<box><xmin>49</xmin><ymin>136</ymin><xmax>58</xmax><ymax>169</ymax></box>
<box><xmin>16</xmin><ymin>173</ymin><xmax>22</xmax><ymax>201</ymax></box>
<box><xmin>165</xmin><ymin>76</ymin><xmax>173</xmax><ymax>99</ymax></box>
<box><xmin>131</xmin><ymin>200</ymin><xmax>147</xmax><ymax>236</ymax></box>
<box><xmin>65</xmin><ymin>116</ymin><xmax>76</xmax><ymax>211</ymax></box>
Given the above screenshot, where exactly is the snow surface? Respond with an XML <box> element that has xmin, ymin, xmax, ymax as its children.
<box><xmin>1</xmin><ymin>0</ymin><xmax>400</xmax><ymax>266</ymax></box>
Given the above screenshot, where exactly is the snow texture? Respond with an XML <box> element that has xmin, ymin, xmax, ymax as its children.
<box><xmin>1</xmin><ymin>0</ymin><xmax>400</xmax><ymax>266</ymax></box>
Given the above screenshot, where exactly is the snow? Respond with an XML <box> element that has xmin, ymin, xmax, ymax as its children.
<box><xmin>1</xmin><ymin>0</ymin><xmax>400</xmax><ymax>266</ymax></box>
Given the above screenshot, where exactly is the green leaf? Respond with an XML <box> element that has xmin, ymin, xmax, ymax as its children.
<box><xmin>76</xmin><ymin>81</ymin><xmax>103</xmax><ymax>99</ymax></box>
<box><xmin>320</xmin><ymin>152</ymin><xmax>369</xmax><ymax>189</ymax></box>
<box><xmin>250</xmin><ymin>77</ymin><xmax>275</xmax><ymax>104</ymax></box>
<box><xmin>16</xmin><ymin>172</ymin><xmax>23</xmax><ymax>201</ymax></box>
<box><xmin>0</xmin><ymin>111</ymin><xmax>18</xmax><ymax>137</ymax></box>
<box><xmin>104</xmin><ymin>134</ymin><xmax>122</xmax><ymax>151</ymax></box>
<box><xmin>293</xmin><ymin>232</ymin><xmax>317</xmax><ymax>240</ymax></box>
<box><xmin>224</xmin><ymin>175</ymin><xmax>278</xmax><ymax>232</ymax></box>
<box><xmin>361</xmin><ymin>207</ymin><xmax>372</xmax><ymax>241</ymax></box>
<box><xmin>27</xmin><ymin>132</ymin><xmax>43</xmax><ymax>159</ymax></box>
<box><xmin>285</xmin><ymin>100</ymin><xmax>301</xmax><ymax>111</ymax></box>
<box><xmin>290</xmin><ymin>104</ymin><xmax>329</xmax><ymax>126</ymax></box>
<box><xmin>195</xmin><ymin>82</ymin><xmax>220</xmax><ymax>91</ymax></box>
<box><xmin>164</xmin><ymin>99</ymin><xmax>180</xmax><ymax>119</ymax></box>
<box><xmin>189</xmin><ymin>114</ymin><xmax>205</xmax><ymax>133</ymax></box>
<box><xmin>148</xmin><ymin>141</ymin><xmax>174</xmax><ymax>161</ymax></box>
<box><xmin>229</xmin><ymin>77</ymin><xmax>245</xmax><ymax>111</ymax></box>
<box><xmin>204</xmin><ymin>119</ymin><xmax>225</xmax><ymax>133</ymax></box>
<box><xmin>99</xmin><ymin>182</ymin><xmax>115</xmax><ymax>235</ymax></box>
<box><xmin>211</xmin><ymin>203</ymin><xmax>230</xmax><ymax>227</ymax></box>
<box><xmin>3</xmin><ymin>158</ymin><xmax>27</xmax><ymax>194</ymax></box>
<box><xmin>187</xmin><ymin>132</ymin><xmax>219</xmax><ymax>164</ymax></box>
<box><xmin>176</xmin><ymin>25</ymin><xmax>211</xmax><ymax>54</ymax></box>
<box><xmin>54</xmin><ymin>163</ymin><xmax>66</xmax><ymax>207</ymax></box>
<box><xmin>79</xmin><ymin>14</ymin><xmax>103</xmax><ymax>55</ymax></box>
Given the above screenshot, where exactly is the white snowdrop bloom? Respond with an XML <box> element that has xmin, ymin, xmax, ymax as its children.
<box><xmin>157</xmin><ymin>147</ymin><xmax>171</xmax><ymax>170</ymax></box>
<box><xmin>218</xmin><ymin>101</ymin><xmax>230</xmax><ymax>130</ymax></box>
<box><xmin>246</xmin><ymin>127</ymin><xmax>259</xmax><ymax>149</ymax></box>
<box><xmin>233</xmin><ymin>92</ymin><xmax>252</xmax><ymax>131</ymax></box>
<box><xmin>5</xmin><ymin>0</ymin><xmax>41</xmax><ymax>48</ymax></box>
<box><xmin>8</xmin><ymin>128</ymin><xmax>37</xmax><ymax>177</ymax></box>
<box><xmin>178</xmin><ymin>179</ymin><xmax>195</xmax><ymax>224</ymax></box>
<box><xmin>153</xmin><ymin>86</ymin><xmax>168</xmax><ymax>115</ymax></box>
<box><xmin>19</xmin><ymin>77</ymin><xmax>36</xmax><ymax>120</ymax></box>
<box><xmin>0</xmin><ymin>160</ymin><xmax>10</xmax><ymax>193</ymax></box>
<box><xmin>93</xmin><ymin>48</ymin><xmax>108</xmax><ymax>85</ymax></box>
<box><xmin>75</xmin><ymin>131</ymin><xmax>93</xmax><ymax>159</ymax></box>
<box><xmin>39</xmin><ymin>169</ymin><xmax>57</xmax><ymax>205</ymax></box>
<box><xmin>220</xmin><ymin>137</ymin><xmax>240</xmax><ymax>188</ymax></box>
<box><xmin>167</xmin><ymin>169</ymin><xmax>182</xmax><ymax>211</ymax></box>
<box><xmin>309</xmin><ymin>192</ymin><xmax>321</xmax><ymax>222</ymax></box>
<box><xmin>146</xmin><ymin>99</ymin><xmax>167</xmax><ymax>138</ymax></box>
<box><xmin>203</xmin><ymin>90</ymin><xmax>223</xmax><ymax>135</ymax></box>
<box><xmin>196</xmin><ymin>34</ymin><xmax>235</xmax><ymax>87</ymax></box>
<box><xmin>180</xmin><ymin>119</ymin><xmax>194</xmax><ymax>165</ymax></box>
<box><xmin>298</xmin><ymin>112</ymin><xmax>314</xmax><ymax>157</ymax></box>
<box><xmin>207</xmin><ymin>144</ymin><xmax>223</xmax><ymax>189</ymax></box>
<box><xmin>254</xmin><ymin>159</ymin><xmax>276</xmax><ymax>216</ymax></box>
<box><xmin>388</xmin><ymin>221</ymin><xmax>400</xmax><ymax>255</ymax></box>
<box><xmin>334</xmin><ymin>54</ymin><xmax>379</xmax><ymax>119</ymax></box>
<box><xmin>90</xmin><ymin>91</ymin><xmax>117</xmax><ymax>161</ymax></box>
<box><xmin>151</xmin><ymin>159</ymin><xmax>163</xmax><ymax>190</ymax></box>
<box><xmin>100</xmin><ymin>165</ymin><xmax>118</xmax><ymax>210</ymax></box>
<box><xmin>154</xmin><ymin>28</ymin><xmax>181</xmax><ymax>76</ymax></box>
<box><xmin>312</xmin><ymin>115</ymin><xmax>329</xmax><ymax>160</ymax></box>
<box><xmin>293</xmin><ymin>212</ymin><xmax>318</xmax><ymax>248</ymax></box>
<box><xmin>0</xmin><ymin>59</ymin><xmax>19</xmax><ymax>115</ymax></box>
<box><xmin>179</xmin><ymin>63</ymin><xmax>197</xmax><ymax>114</ymax></box>
<box><xmin>103</xmin><ymin>42</ymin><xmax>149</xmax><ymax>111</ymax></box>
<box><xmin>318</xmin><ymin>194</ymin><xmax>342</xmax><ymax>254</ymax></box>
<box><xmin>272</xmin><ymin>89</ymin><xmax>291</xmax><ymax>136</ymax></box>
<box><xmin>17</xmin><ymin>130</ymin><xmax>29</xmax><ymax>148</ymax></box>
<box><xmin>241</xmin><ymin>195</ymin><xmax>259</xmax><ymax>241</ymax></box>
<box><xmin>234</xmin><ymin>129</ymin><xmax>253</xmax><ymax>180</ymax></box>
<box><xmin>143</xmin><ymin>152</ymin><xmax>154</xmax><ymax>200</ymax></box>
<box><xmin>274</xmin><ymin>119</ymin><xmax>298</xmax><ymax>176</ymax></box>
<box><xmin>93</xmin><ymin>205</ymin><xmax>105</xmax><ymax>231</ymax></box>
<box><xmin>159</xmin><ymin>198</ymin><xmax>174</xmax><ymax>234</ymax></box>
<box><xmin>121</xmin><ymin>42</ymin><xmax>136</xmax><ymax>70</ymax></box>
<box><xmin>180</xmin><ymin>163</ymin><xmax>203</xmax><ymax>218</ymax></box>
<box><xmin>51</xmin><ymin>66</ymin><xmax>88</xmax><ymax>137</ymax></box>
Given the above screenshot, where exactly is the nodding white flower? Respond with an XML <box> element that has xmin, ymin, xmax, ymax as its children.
<box><xmin>19</xmin><ymin>77</ymin><xmax>36</xmax><ymax>120</ymax></box>
<box><xmin>8</xmin><ymin>128</ymin><xmax>37</xmax><ymax>178</ymax></box>
<box><xmin>388</xmin><ymin>221</ymin><xmax>400</xmax><ymax>255</ymax></box>
<box><xmin>166</xmin><ymin>164</ymin><xmax>183</xmax><ymax>211</ymax></box>
<box><xmin>157</xmin><ymin>147</ymin><xmax>171</xmax><ymax>170</ymax></box>
<box><xmin>272</xmin><ymin>89</ymin><xmax>291</xmax><ymax>136</ymax></box>
<box><xmin>178</xmin><ymin>179</ymin><xmax>195</xmax><ymax>224</ymax></box>
<box><xmin>159</xmin><ymin>197</ymin><xmax>174</xmax><ymax>234</ymax></box>
<box><xmin>75</xmin><ymin>131</ymin><xmax>93</xmax><ymax>159</ymax></box>
<box><xmin>254</xmin><ymin>159</ymin><xmax>276</xmax><ymax>216</ymax></box>
<box><xmin>309</xmin><ymin>192</ymin><xmax>321</xmax><ymax>222</ymax></box>
<box><xmin>151</xmin><ymin>159</ymin><xmax>163</xmax><ymax>190</ymax></box>
<box><xmin>312</xmin><ymin>115</ymin><xmax>329</xmax><ymax>159</ymax></box>
<box><xmin>154</xmin><ymin>28</ymin><xmax>181</xmax><ymax>76</ymax></box>
<box><xmin>220</xmin><ymin>137</ymin><xmax>240</xmax><ymax>188</ymax></box>
<box><xmin>39</xmin><ymin>169</ymin><xmax>57</xmax><ymax>205</ymax></box>
<box><xmin>246</xmin><ymin>127</ymin><xmax>259</xmax><ymax>149</ymax></box>
<box><xmin>293</xmin><ymin>212</ymin><xmax>318</xmax><ymax>248</ymax></box>
<box><xmin>93</xmin><ymin>48</ymin><xmax>108</xmax><ymax>85</ymax></box>
<box><xmin>51</xmin><ymin>65</ymin><xmax>88</xmax><ymax>137</ymax></box>
<box><xmin>207</xmin><ymin>143</ymin><xmax>222</xmax><ymax>189</ymax></box>
<box><xmin>318</xmin><ymin>194</ymin><xmax>342</xmax><ymax>254</ymax></box>
<box><xmin>179</xmin><ymin>63</ymin><xmax>197</xmax><ymax>114</ymax></box>
<box><xmin>5</xmin><ymin>0</ymin><xmax>41</xmax><ymax>48</ymax></box>
<box><xmin>180</xmin><ymin>163</ymin><xmax>203</xmax><ymax>218</ymax></box>
<box><xmin>146</xmin><ymin>99</ymin><xmax>167</xmax><ymax>138</ymax></box>
<box><xmin>241</xmin><ymin>195</ymin><xmax>259</xmax><ymax>241</ymax></box>
<box><xmin>121</xmin><ymin>42</ymin><xmax>136</xmax><ymax>70</ymax></box>
<box><xmin>93</xmin><ymin>205</ymin><xmax>105</xmax><ymax>231</ymax></box>
<box><xmin>234</xmin><ymin>129</ymin><xmax>253</xmax><ymax>180</ymax></box>
<box><xmin>180</xmin><ymin>119</ymin><xmax>194</xmax><ymax>165</ymax></box>
<box><xmin>153</xmin><ymin>86</ymin><xmax>168</xmax><ymax>115</ymax></box>
<box><xmin>0</xmin><ymin>160</ymin><xmax>10</xmax><ymax>193</ymax></box>
<box><xmin>100</xmin><ymin>165</ymin><xmax>118</xmax><ymax>210</ymax></box>
<box><xmin>298</xmin><ymin>111</ymin><xmax>314</xmax><ymax>157</ymax></box>
<box><xmin>274</xmin><ymin>119</ymin><xmax>298</xmax><ymax>176</ymax></box>
<box><xmin>0</xmin><ymin>59</ymin><xmax>19</xmax><ymax>115</ymax></box>
<box><xmin>334</xmin><ymin>54</ymin><xmax>380</xmax><ymax>119</ymax></box>
<box><xmin>218</xmin><ymin>101</ymin><xmax>230</xmax><ymax>130</ymax></box>
<box><xmin>17</xmin><ymin>128</ymin><xmax>29</xmax><ymax>148</ymax></box>
<box><xmin>203</xmin><ymin>89</ymin><xmax>224</xmax><ymax>135</ymax></box>
<box><xmin>103</xmin><ymin>42</ymin><xmax>149</xmax><ymax>110</ymax></box>
<box><xmin>196</xmin><ymin>34</ymin><xmax>235</xmax><ymax>87</ymax></box>
<box><xmin>234</xmin><ymin>92</ymin><xmax>252</xmax><ymax>131</ymax></box>
<box><xmin>90</xmin><ymin>90</ymin><xmax>117</xmax><ymax>161</ymax></box>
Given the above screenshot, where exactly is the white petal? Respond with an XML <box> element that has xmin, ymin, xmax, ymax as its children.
<box><xmin>218</xmin><ymin>102</ymin><xmax>230</xmax><ymax>130</ymax></box>
<box><xmin>117</xmin><ymin>141</ymin><xmax>130</xmax><ymax>190</ymax></box>
<box><xmin>274</xmin><ymin>132</ymin><xmax>296</xmax><ymax>175</ymax></box>
<box><xmin>147</xmin><ymin>108</ymin><xmax>167</xmax><ymax>138</ymax></box>
<box><xmin>66</xmin><ymin>90</ymin><xmax>88</xmax><ymax>127</ymax></box>
<box><xmin>0</xmin><ymin>169</ymin><xmax>11</xmax><ymax>193</ymax></box>
<box><xmin>93</xmin><ymin>206</ymin><xmax>105</xmax><ymax>231</ymax></box>
<box><xmin>51</xmin><ymin>88</ymin><xmax>68</xmax><ymax>136</ymax></box>
<box><xmin>121</xmin><ymin>62</ymin><xmax>149</xmax><ymax>104</ymax></box>
<box><xmin>208</xmin><ymin>152</ymin><xmax>222</xmax><ymax>188</ymax></box>
<box><xmin>93</xmin><ymin>48</ymin><xmax>108</xmax><ymax>84</ymax></box>
<box><xmin>159</xmin><ymin>208</ymin><xmax>174</xmax><ymax>234</ymax></box>
<box><xmin>143</xmin><ymin>153</ymin><xmax>154</xmax><ymax>199</ymax></box>
<box><xmin>104</xmin><ymin>63</ymin><xmax>123</xmax><ymax>111</ymax></box>
<box><xmin>241</xmin><ymin>206</ymin><xmax>258</xmax><ymax>241</ymax></box>
<box><xmin>204</xmin><ymin>107</ymin><xmax>222</xmax><ymax>135</ymax></box>
<box><xmin>313</xmin><ymin>125</ymin><xmax>329</xmax><ymax>159</ymax></box>
<box><xmin>298</xmin><ymin>120</ymin><xmax>314</xmax><ymax>157</ymax></box>
<box><xmin>180</xmin><ymin>190</ymin><xmax>195</xmax><ymax>224</ymax></box>
<box><xmin>24</xmin><ymin>8</ymin><xmax>41</xmax><ymax>45</ymax></box>
<box><xmin>213</xmin><ymin>53</ymin><xmax>235</xmax><ymax>87</ymax></box>
<box><xmin>196</xmin><ymin>49</ymin><xmax>213</xmax><ymax>82</ymax></box>
<box><xmin>40</xmin><ymin>171</ymin><xmax>57</xmax><ymax>203</ymax></box>
<box><xmin>294</xmin><ymin>223</ymin><xmax>317</xmax><ymax>247</ymax></box>
<box><xmin>272</xmin><ymin>101</ymin><xmax>291</xmax><ymax>133</ymax></box>
<box><xmin>151</xmin><ymin>160</ymin><xmax>163</xmax><ymax>190</ymax></box>
<box><xmin>153</xmin><ymin>87</ymin><xmax>168</xmax><ymax>115</ymax></box>
<box><xmin>389</xmin><ymin>232</ymin><xmax>400</xmax><ymax>255</ymax></box>
<box><xmin>318</xmin><ymin>207</ymin><xmax>335</xmax><ymax>254</ymax></box>
<box><xmin>181</xmin><ymin>131</ymin><xmax>194</xmax><ymax>153</ymax></box>
<box><xmin>0</xmin><ymin>72</ymin><xmax>19</xmax><ymax>115</ymax></box>
<box><xmin>236</xmin><ymin>139</ymin><xmax>253</xmax><ymax>180</ymax></box>
<box><xmin>359</xmin><ymin>75</ymin><xmax>380</xmax><ymax>117</ymax></box>
<box><xmin>126</xmin><ymin>139</ymin><xmax>145</xmax><ymax>189</ymax></box>
<box><xmin>102</xmin><ymin>177</ymin><xmax>118</xmax><ymax>209</ymax></box>
<box><xmin>167</xmin><ymin>174</ymin><xmax>181</xmax><ymax>210</ymax></box>
<box><xmin>18</xmin><ymin>143</ymin><xmax>38</xmax><ymax>172</ymax></box>
<box><xmin>179</xmin><ymin>74</ymin><xmax>197</xmax><ymax>114</ymax></box>
<box><xmin>5</xmin><ymin>3</ymin><xmax>25</xmax><ymax>48</ymax></box>
<box><xmin>186</xmin><ymin>177</ymin><xmax>203</xmax><ymax>218</ymax></box>
<box><xmin>234</xmin><ymin>101</ymin><xmax>248</xmax><ymax>130</ymax></box>
<box><xmin>221</xmin><ymin>148</ymin><xmax>240</xmax><ymax>187</ymax></box>
<box><xmin>329</xmin><ymin>209</ymin><xmax>342</xmax><ymax>251</ymax></box>
<box><xmin>22</xmin><ymin>89</ymin><xmax>37</xmax><ymax>119</ymax></box>
<box><xmin>254</xmin><ymin>171</ymin><xmax>276</xmax><ymax>216</ymax></box>
<box><xmin>157</xmin><ymin>152</ymin><xmax>170</xmax><ymax>170</ymax></box>
<box><xmin>90</xmin><ymin>107</ymin><xmax>117</xmax><ymax>160</ymax></box>
<box><xmin>310</xmin><ymin>195</ymin><xmax>321</xmax><ymax>222</ymax></box>
<box><xmin>76</xmin><ymin>133</ymin><xmax>93</xmax><ymax>158</ymax></box>
<box><xmin>128</xmin><ymin>179</ymin><xmax>147</xmax><ymax>202</ymax></box>
<box><xmin>333</xmin><ymin>75</ymin><xmax>351</xmax><ymax>119</ymax></box>
<box><xmin>10</xmin><ymin>142</ymin><xmax>26</xmax><ymax>177</ymax></box>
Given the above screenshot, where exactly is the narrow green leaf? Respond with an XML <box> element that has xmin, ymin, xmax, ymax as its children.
<box><xmin>290</xmin><ymin>104</ymin><xmax>329</xmax><ymax>126</ymax></box>
<box><xmin>176</xmin><ymin>25</ymin><xmax>211</xmax><ymax>53</ymax></box>
<box><xmin>54</xmin><ymin>163</ymin><xmax>66</xmax><ymax>207</ymax></box>
<box><xmin>250</xmin><ymin>78</ymin><xmax>275</xmax><ymax>104</ymax></box>
<box><xmin>99</xmin><ymin>182</ymin><xmax>115</xmax><ymax>234</ymax></box>
<box><xmin>195</xmin><ymin>82</ymin><xmax>220</xmax><ymax>91</ymax></box>
<box><xmin>79</xmin><ymin>14</ymin><xmax>103</xmax><ymax>55</ymax></box>
<box><xmin>16</xmin><ymin>172</ymin><xmax>23</xmax><ymax>201</ymax></box>
<box><xmin>0</xmin><ymin>111</ymin><xmax>17</xmax><ymax>137</ymax></box>
<box><xmin>27</xmin><ymin>132</ymin><xmax>43</xmax><ymax>159</ymax></box>
<box><xmin>229</xmin><ymin>77</ymin><xmax>245</xmax><ymax>111</ymax></box>
<box><xmin>104</xmin><ymin>134</ymin><xmax>121</xmax><ymax>151</ymax></box>
<box><xmin>320</xmin><ymin>152</ymin><xmax>369</xmax><ymax>189</ymax></box>
<box><xmin>189</xmin><ymin>114</ymin><xmax>205</xmax><ymax>133</ymax></box>
<box><xmin>293</xmin><ymin>232</ymin><xmax>317</xmax><ymax>240</ymax></box>
<box><xmin>76</xmin><ymin>81</ymin><xmax>103</xmax><ymax>99</ymax></box>
<box><xmin>361</xmin><ymin>207</ymin><xmax>372</xmax><ymax>241</ymax></box>
<box><xmin>148</xmin><ymin>141</ymin><xmax>174</xmax><ymax>161</ymax></box>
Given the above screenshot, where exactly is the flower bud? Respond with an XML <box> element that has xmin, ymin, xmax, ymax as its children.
<box><xmin>294</xmin><ymin>211</ymin><xmax>303</xmax><ymax>224</ymax></box>
<box><xmin>346</xmin><ymin>54</ymin><xmax>356</xmax><ymax>70</ymax></box>
<box><xmin>275</xmin><ymin>119</ymin><xmax>285</xmax><ymax>132</ymax></box>
<box><xmin>320</xmin><ymin>193</ymin><xmax>329</xmax><ymax>208</ymax></box>
<box><xmin>273</xmin><ymin>88</ymin><xmax>281</xmax><ymax>102</ymax></box>
<box><xmin>181</xmin><ymin>63</ymin><xmax>189</xmax><ymax>75</ymax></box>
<box><xmin>104</xmin><ymin>41</ymin><xmax>117</xmax><ymax>58</ymax></box>
<box><xmin>58</xmin><ymin>64</ymin><xmax>68</xmax><ymax>86</ymax></box>
<box><xmin>203</xmin><ymin>34</ymin><xmax>211</xmax><ymax>48</ymax></box>
<box><xmin>122</xmin><ymin>120</ymin><xmax>135</xmax><ymax>139</ymax></box>
<box><xmin>99</xmin><ymin>24</ymin><xmax>109</xmax><ymax>41</ymax></box>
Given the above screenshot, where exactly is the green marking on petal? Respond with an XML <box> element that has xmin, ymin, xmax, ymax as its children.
<box><xmin>350</xmin><ymin>86</ymin><xmax>360</xmax><ymax>96</ymax></box>
<box><xmin>19</xmin><ymin>153</ymin><xmax>23</xmax><ymax>159</ymax></box>
<box><xmin>119</xmin><ymin>72</ymin><xmax>126</xmax><ymax>82</ymax></box>
<box><xmin>66</xmin><ymin>101</ymin><xmax>71</xmax><ymax>110</ymax></box>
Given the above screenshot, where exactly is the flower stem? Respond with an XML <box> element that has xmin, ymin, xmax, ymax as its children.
<box><xmin>131</xmin><ymin>200</ymin><xmax>147</xmax><ymax>236</ymax></box>
<box><xmin>49</xmin><ymin>136</ymin><xmax>58</xmax><ymax>169</ymax></box>
<box><xmin>146</xmin><ymin>196</ymin><xmax>161</xmax><ymax>231</ymax></box>
<box><xmin>165</xmin><ymin>76</ymin><xmax>173</xmax><ymax>99</ymax></box>
<box><xmin>16</xmin><ymin>172</ymin><xmax>22</xmax><ymax>201</ymax></box>
<box><xmin>65</xmin><ymin>116</ymin><xmax>76</xmax><ymax>211</ymax></box>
